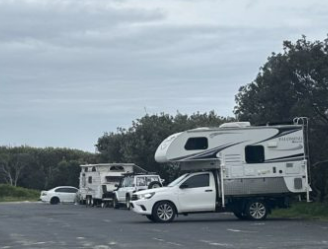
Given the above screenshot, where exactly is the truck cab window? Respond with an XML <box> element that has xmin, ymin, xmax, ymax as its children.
<box><xmin>184</xmin><ymin>137</ymin><xmax>208</xmax><ymax>150</ymax></box>
<box><xmin>181</xmin><ymin>174</ymin><xmax>209</xmax><ymax>188</ymax></box>
<box><xmin>245</xmin><ymin>145</ymin><xmax>265</xmax><ymax>163</ymax></box>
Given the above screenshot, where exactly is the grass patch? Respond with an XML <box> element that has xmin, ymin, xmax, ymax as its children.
<box><xmin>0</xmin><ymin>184</ymin><xmax>40</xmax><ymax>202</ymax></box>
<box><xmin>272</xmin><ymin>202</ymin><xmax>328</xmax><ymax>221</ymax></box>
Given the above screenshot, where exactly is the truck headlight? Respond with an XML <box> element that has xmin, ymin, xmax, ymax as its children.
<box><xmin>139</xmin><ymin>192</ymin><xmax>155</xmax><ymax>200</ymax></box>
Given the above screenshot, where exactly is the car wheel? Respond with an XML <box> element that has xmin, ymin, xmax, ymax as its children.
<box><xmin>146</xmin><ymin>215</ymin><xmax>155</xmax><ymax>222</ymax></box>
<box><xmin>50</xmin><ymin>197</ymin><xmax>60</xmax><ymax>205</ymax></box>
<box><xmin>152</xmin><ymin>201</ymin><xmax>176</xmax><ymax>223</ymax></box>
<box><xmin>245</xmin><ymin>200</ymin><xmax>268</xmax><ymax>220</ymax></box>
<box><xmin>113</xmin><ymin>197</ymin><xmax>119</xmax><ymax>209</ymax></box>
<box><xmin>126</xmin><ymin>196</ymin><xmax>131</xmax><ymax>210</ymax></box>
<box><xmin>148</xmin><ymin>181</ymin><xmax>162</xmax><ymax>189</ymax></box>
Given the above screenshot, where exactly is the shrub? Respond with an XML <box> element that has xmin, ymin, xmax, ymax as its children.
<box><xmin>0</xmin><ymin>184</ymin><xmax>39</xmax><ymax>201</ymax></box>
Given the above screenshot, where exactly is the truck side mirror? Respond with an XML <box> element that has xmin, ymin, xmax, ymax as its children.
<box><xmin>180</xmin><ymin>184</ymin><xmax>188</xmax><ymax>189</ymax></box>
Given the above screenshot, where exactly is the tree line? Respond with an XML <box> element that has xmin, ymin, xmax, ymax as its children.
<box><xmin>1</xmin><ymin>36</ymin><xmax>327</xmax><ymax>201</ymax></box>
<box><xmin>0</xmin><ymin>146</ymin><xmax>96</xmax><ymax>190</ymax></box>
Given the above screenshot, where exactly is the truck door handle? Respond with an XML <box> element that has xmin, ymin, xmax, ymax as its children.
<box><xmin>205</xmin><ymin>189</ymin><xmax>213</xmax><ymax>192</ymax></box>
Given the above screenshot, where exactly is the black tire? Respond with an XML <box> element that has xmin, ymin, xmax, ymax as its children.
<box><xmin>146</xmin><ymin>215</ymin><xmax>155</xmax><ymax>222</ymax></box>
<box><xmin>126</xmin><ymin>195</ymin><xmax>131</xmax><ymax>210</ymax></box>
<box><xmin>101</xmin><ymin>201</ymin><xmax>109</xmax><ymax>208</ymax></box>
<box><xmin>245</xmin><ymin>200</ymin><xmax>268</xmax><ymax>220</ymax></box>
<box><xmin>152</xmin><ymin>201</ymin><xmax>176</xmax><ymax>223</ymax></box>
<box><xmin>86</xmin><ymin>197</ymin><xmax>90</xmax><ymax>207</ymax></box>
<box><xmin>233</xmin><ymin>211</ymin><xmax>248</xmax><ymax>220</ymax></box>
<box><xmin>50</xmin><ymin>197</ymin><xmax>60</xmax><ymax>205</ymax></box>
<box><xmin>113</xmin><ymin>197</ymin><xmax>119</xmax><ymax>209</ymax></box>
<box><xmin>148</xmin><ymin>181</ymin><xmax>162</xmax><ymax>189</ymax></box>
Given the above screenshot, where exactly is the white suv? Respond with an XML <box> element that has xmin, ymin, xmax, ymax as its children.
<box><xmin>113</xmin><ymin>174</ymin><xmax>163</xmax><ymax>209</ymax></box>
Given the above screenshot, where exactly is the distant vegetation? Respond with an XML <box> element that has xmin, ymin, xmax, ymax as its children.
<box><xmin>0</xmin><ymin>147</ymin><xmax>97</xmax><ymax>190</ymax></box>
<box><xmin>0</xmin><ymin>184</ymin><xmax>40</xmax><ymax>202</ymax></box>
<box><xmin>272</xmin><ymin>202</ymin><xmax>328</xmax><ymax>220</ymax></box>
<box><xmin>0</xmin><ymin>36</ymin><xmax>328</xmax><ymax>207</ymax></box>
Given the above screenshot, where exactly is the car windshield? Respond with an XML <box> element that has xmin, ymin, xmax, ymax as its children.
<box><xmin>121</xmin><ymin>176</ymin><xmax>134</xmax><ymax>187</ymax></box>
<box><xmin>167</xmin><ymin>173</ymin><xmax>190</xmax><ymax>187</ymax></box>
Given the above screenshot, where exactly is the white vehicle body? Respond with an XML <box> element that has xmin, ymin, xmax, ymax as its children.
<box><xmin>78</xmin><ymin>163</ymin><xmax>146</xmax><ymax>206</ymax></box>
<box><xmin>131</xmin><ymin>118</ymin><xmax>311</xmax><ymax>222</ymax></box>
<box><xmin>40</xmin><ymin>186</ymin><xmax>78</xmax><ymax>204</ymax></box>
<box><xmin>114</xmin><ymin>174</ymin><xmax>163</xmax><ymax>208</ymax></box>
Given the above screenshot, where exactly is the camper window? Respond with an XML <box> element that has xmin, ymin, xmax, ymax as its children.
<box><xmin>245</xmin><ymin>145</ymin><xmax>265</xmax><ymax>163</ymax></box>
<box><xmin>106</xmin><ymin>176</ymin><xmax>124</xmax><ymax>184</ymax></box>
<box><xmin>185</xmin><ymin>137</ymin><xmax>208</xmax><ymax>150</ymax></box>
<box><xmin>110</xmin><ymin>166</ymin><xmax>124</xmax><ymax>172</ymax></box>
<box><xmin>181</xmin><ymin>174</ymin><xmax>209</xmax><ymax>188</ymax></box>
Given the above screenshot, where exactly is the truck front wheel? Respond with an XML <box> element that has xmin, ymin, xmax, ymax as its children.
<box><xmin>152</xmin><ymin>201</ymin><xmax>176</xmax><ymax>223</ymax></box>
<box><xmin>245</xmin><ymin>200</ymin><xmax>268</xmax><ymax>220</ymax></box>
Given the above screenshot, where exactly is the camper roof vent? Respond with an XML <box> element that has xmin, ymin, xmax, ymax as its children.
<box><xmin>219</xmin><ymin>122</ymin><xmax>251</xmax><ymax>128</ymax></box>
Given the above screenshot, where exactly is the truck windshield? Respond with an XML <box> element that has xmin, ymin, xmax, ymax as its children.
<box><xmin>121</xmin><ymin>176</ymin><xmax>134</xmax><ymax>187</ymax></box>
<box><xmin>167</xmin><ymin>174</ymin><xmax>189</xmax><ymax>187</ymax></box>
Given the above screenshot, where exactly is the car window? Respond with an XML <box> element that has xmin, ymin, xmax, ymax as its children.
<box><xmin>136</xmin><ymin>177</ymin><xmax>146</xmax><ymax>186</ymax></box>
<box><xmin>121</xmin><ymin>176</ymin><xmax>134</xmax><ymax>187</ymax></box>
<box><xmin>55</xmin><ymin>188</ymin><xmax>66</xmax><ymax>193</ymax></box>
<box><xmin>65</xmin><ymin>188</ymin><xmax>78</xmax><ymax>193</ymax></box>
<box><xmin>55</xmin><ymin>188</ymin><xmax>77</xmax><ymax>193</ymax></box>
<box><xmin>181</xmin><ymin>174</ymin><xmax>209</xmax><ymax>188</ymax></box>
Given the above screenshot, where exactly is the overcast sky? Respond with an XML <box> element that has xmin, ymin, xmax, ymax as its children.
<box><xmin>1</xmin><ymin>0</ymin><xmax>327</xmax><ymax>152</ymax></box>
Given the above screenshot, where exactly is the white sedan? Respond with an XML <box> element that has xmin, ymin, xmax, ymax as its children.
<box><xmin>40</xmin><ymin>186</ymin><xmax>78</xmax><ymax>204</ymax></box>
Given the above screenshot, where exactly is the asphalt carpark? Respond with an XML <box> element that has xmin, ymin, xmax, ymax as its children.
<box><xmin>0</xmin><ymin>202</ymin><xmax>327</xmax><ymax>249</ymax></box>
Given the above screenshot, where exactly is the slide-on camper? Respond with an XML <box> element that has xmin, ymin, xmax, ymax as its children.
<box><xmin>130</xmin><ymin>117</ymin><xmax>311</xmax><ymax>222</ymax></box>
<box><xmin>79</xmin><ymin>163</ymin><xmax>146</xmax><ymax>207</ymax></box>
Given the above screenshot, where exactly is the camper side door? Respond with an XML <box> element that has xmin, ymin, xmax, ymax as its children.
<box><xmin>177</xmin><ymin>172</ymin><xmax>216</xmax><ymax>212</ymax></box>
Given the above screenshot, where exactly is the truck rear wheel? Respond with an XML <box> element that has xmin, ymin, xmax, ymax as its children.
<box><xmin>245</xmin><ymin>200</ymin><xmax>268</xmax><ymax>220</ymax></box>
<box><xmin>152</xmin><ymin>201</ymin><xmax>176</xmax><ymax>223</ymax></box>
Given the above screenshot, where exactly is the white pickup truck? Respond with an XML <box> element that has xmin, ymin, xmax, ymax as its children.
<box><xmin>130</xmin><ymin>170</ymin><xmax>289</xmax><ymax>222</ymax></box>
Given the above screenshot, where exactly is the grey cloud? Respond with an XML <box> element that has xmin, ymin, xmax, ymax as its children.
<box><xmin>0</xmin><ymin>0</ymin><xmax>165</xmax><ymax>43</ymax></box>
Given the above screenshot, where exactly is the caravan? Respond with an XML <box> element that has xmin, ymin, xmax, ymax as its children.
<box><xmin>79</xmin><ymin>163</ymin><xmax>146</xmax><ymax>207</ymax></box>
<box><xmin>130</xmin><ymin>118</ymin><xmax>311</xmax><ymax>222</ymax></box>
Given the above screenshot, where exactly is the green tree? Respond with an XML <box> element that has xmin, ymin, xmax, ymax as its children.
<box><xmin>0</xmin><ymin>146</ymin><xmax>96</xmax><ymax>190</ymax></box>
<box><xmin>234</xmin><ymin>35</ymin><xmax>328</xmax><ymax>201</ymax></box>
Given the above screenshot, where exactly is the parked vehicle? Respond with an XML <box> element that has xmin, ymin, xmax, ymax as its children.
<box><xmin>113</xmin><ymin>173</ymin><xmax>164</xmax><ymax>209</ymax></box>
<box><xmin>131</xmin><ymin>117</ymin><xmax>311</xmax><ymax>222</ymax></box>
<box><xmin>40</xmin><ymin>186</ymin><xmax>78</xmax><ymax>205</ymax></box>
<box><xmin>78</xmin><ymin>163</ymin><xmax>147</xmax><ymax>207</ymax></box>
